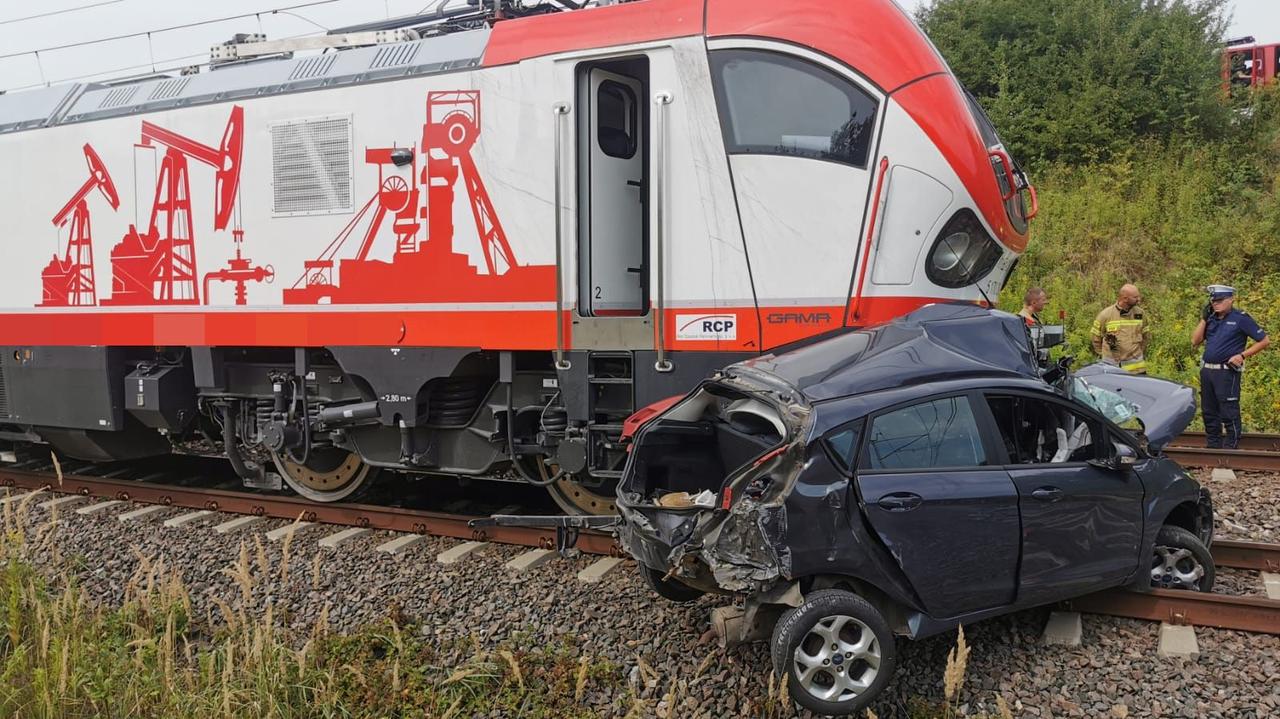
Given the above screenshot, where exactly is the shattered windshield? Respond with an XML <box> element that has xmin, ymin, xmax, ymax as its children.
<box><xmin>1068</xmin><ymin>377</ymin><xmax>1142</xmax><ymax>430</ymax></box>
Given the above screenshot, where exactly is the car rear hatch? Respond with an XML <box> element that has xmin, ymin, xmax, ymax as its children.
<box><xmin>616</xmin><ymin>369</ymin><xmax>810</xmax><ymax>591</ymax></box>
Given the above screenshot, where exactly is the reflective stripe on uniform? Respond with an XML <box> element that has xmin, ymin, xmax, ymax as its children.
<box><xmin>1105</xmin><ymin>320</ymin><xmax>1144</xmax><ymax>331</ymax></box>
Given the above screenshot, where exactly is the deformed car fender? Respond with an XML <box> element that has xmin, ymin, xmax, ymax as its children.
<box><xmin>1129</xmin><ymin>456</ymin><xmax>1213</xmax><ymax>585</ymax></box>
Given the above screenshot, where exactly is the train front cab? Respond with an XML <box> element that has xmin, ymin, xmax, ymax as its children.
<box><xmin>506</xmin><ymin>0</ymin><xmax>1035</xmax><ymax>510</ymax></box>
<box><xmin>527</xmin><ymin>0</ymin><xmax>1034</xmax><ymax>357</ymax></box>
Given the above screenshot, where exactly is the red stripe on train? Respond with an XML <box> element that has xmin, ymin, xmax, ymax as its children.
<box><xmin>0</xmin><ymin>297</ymin><xmax>962</xmax><ymax>349</ymax></box>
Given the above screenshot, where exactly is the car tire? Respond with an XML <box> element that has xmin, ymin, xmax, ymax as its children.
<box><xmin>1151</xmin><ymin>525</ymin><xmax>1215</xmax><ymax>592</ymax></box>
<box><xmin>640</xmin><ymin>565</ymin><xmax>704</xmax><ymax>603</ymax></box>
<box><xmin>770</xmin><ymin>589</ymin><xmax>896</xmax><ymax>717</ymax></box>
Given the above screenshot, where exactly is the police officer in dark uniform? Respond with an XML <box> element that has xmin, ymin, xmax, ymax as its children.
<box><xmin>1191</xmin><ymin>285</ymin><xmax>1271</xmax><ymax>448</ymax></box>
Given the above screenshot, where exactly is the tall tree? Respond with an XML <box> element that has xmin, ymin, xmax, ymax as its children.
<box><xmin>918</xmin><ymin>0</ymin><xmax>1230</xmax><ymax>165</ymax></box>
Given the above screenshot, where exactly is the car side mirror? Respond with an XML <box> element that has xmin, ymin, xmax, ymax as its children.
<box><xmin>1090</xmin><ymin>443</ymin><xmax>1138</xmax><ymax>471</ymax></box>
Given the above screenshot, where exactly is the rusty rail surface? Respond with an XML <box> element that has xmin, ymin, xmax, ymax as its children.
<box><xmin>1066</xmin><ymin>540</ymin><xmax>1280</xmax><ymax>635</ymax></box>
<box><xmin>1173</xmin><ymin>432</ymin><xmax>1280</xmax><ymax>453</ymax></box>
<box><xmin>1067</xmin><ymin>587</ymin><xmax>1280</xmax><ymax>635</ymax></box>
<box><xmin>0</xmin><ymin>467</ymin><xmax>620</xmax><ymax>556</ymax></box>
<box><xmin>1163</xmin><ymin>445</ymin><xmax>1280</xmax><ymax>471</ymax></box>
<box><xmin>1165</xmin><ymin>432</ymin><xmax>1280</xmax><ymax>471</ymax></box>
<box><xmin>1213</xmin><ymin>539</ymin><xmax>1280</xmax><ymax>572</ymax></box>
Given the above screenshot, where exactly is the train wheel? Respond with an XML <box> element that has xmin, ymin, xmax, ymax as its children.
<box><xmin>520</xmin><ymin>456</ymin><xmax>618</xmax><ymax>516</ymax></box>
<box><xmin>272</xmin><ymin>447</ymin><xmax>378</xmax><ymax>503</ymax></box>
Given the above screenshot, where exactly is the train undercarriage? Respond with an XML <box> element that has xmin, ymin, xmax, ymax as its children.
<box><xmin>0</xmin><ymin>345</ymin><xmax>744</xmax><ymax>515</ymax></box>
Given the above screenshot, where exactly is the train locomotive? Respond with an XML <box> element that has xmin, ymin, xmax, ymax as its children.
<box><xmin>0</xmin><ymin>0</ymin><xmax>1036</xmax><ymax>514</ymax></box>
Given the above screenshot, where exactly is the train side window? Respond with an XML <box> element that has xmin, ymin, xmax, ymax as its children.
<box><xmin>709</xmin><ymin>49</ymin><xmax>878</xmax><ymax>168</ymax></box>
<box><xmin>597</xmin><ymin>80</ymin><xmax>637</xmax><ymax>160</ymax></box>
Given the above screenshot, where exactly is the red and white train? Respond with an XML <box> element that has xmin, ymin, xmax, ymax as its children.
<box><xmin>0</xmin><ymin>0</ymin><xmax>1035</xmax><ymax>514</ymax></box>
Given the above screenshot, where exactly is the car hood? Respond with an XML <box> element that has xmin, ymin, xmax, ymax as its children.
<box><xmin>1073</xmin><ymin>363</ymin><xmax>1196</xmax><ymax>450</ymax></box>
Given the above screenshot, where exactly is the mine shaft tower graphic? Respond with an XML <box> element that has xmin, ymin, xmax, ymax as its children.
<box><xmin>286</xmin><ymin>90</ymin><xmax>553</xmax><ymax>305</ymax></box>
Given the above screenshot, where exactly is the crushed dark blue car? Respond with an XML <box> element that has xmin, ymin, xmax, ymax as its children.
<box><xmin>616</xmin><ymin>304</ymin><xmax>1213</xmax><ymax>716</ymax></box>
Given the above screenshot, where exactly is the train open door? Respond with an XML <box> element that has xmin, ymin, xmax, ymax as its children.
<box><xmin>577</xmin><ymin>58</ymin><xmax>650</xmax><ymax>318</ymax></box>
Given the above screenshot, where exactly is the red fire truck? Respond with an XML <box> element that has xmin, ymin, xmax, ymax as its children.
<box><xmin>1225</xmin><ymin>36</ymin><xmax>1279</xmax><ymax>92</ymax></box>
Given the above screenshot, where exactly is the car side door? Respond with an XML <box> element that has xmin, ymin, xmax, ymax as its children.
<box><xmin>854</xmin><ymin>393</ymin><xmax>1020</xmax><ymax>619</ymax></box>
<box><xmin>984</xmin><ymin>392</ymin><xmax>1145</xmax><ymax>606</ymax></box>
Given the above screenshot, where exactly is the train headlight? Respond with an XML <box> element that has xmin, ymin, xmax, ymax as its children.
<box><xmin>925</xmin><ymin>209</ymin><xmax>1003</xmax><ymax>288</ymax></box>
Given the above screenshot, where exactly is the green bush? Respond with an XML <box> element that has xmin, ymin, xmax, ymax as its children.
<box><xmin>918</xmin><ymin>0</ymin><xmax>1231</xmax><ymax>164</ymax></box>
<box><xmin>1002</xmin><ymin>87</ymin><xmax>1280</xmax><ymax>430</ymax></box>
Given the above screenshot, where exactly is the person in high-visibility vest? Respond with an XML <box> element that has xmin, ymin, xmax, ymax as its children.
<box><xmin>1090</xmin><ymin>284</ymin><xmax>1150</xmax><ymax>374</ymax></box>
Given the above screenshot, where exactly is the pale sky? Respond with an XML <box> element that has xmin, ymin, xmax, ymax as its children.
<box><xmin>0</xmin><ymin>0</ymin><xmax>1276</xmax><ymax>93</ymax></box>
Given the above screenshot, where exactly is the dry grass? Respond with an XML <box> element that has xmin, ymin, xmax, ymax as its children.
<box><xmin>0</xmin><ymin>498</ymin><xmax>620</xmax><ymax>718</ymax></box>
<box><xmin>2</xmin><ymin>488</ymin><xmax>1022</xmax><ymax>718</ymax></box>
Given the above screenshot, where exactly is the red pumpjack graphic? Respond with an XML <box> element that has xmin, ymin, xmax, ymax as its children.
<box><xmin>103</xmin><ymin>106</ymin><xmax>270</xmax><ymax>305</ymax></box>
<box><xmin>285</xmin><ymin>90</ymin><xmax>554</xmax><ymax>305</ymax></box>
<box><xmin>40</xmin><ymin>144</ymin><xmax>120</xmax><ymax>307</ymax></box>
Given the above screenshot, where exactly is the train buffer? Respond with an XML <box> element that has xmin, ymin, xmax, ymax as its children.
<box><xmin>469</xmin><ymin>514</ymin><xmax>619</xmax><ymax>556</ymax></box>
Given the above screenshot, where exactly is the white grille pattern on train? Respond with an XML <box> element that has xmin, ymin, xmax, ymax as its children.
<box><xmin>269</xmin><ymin>116</ymin><xmax>354</xmax><ymax>216</ymax></box>
<box><xmin>99</xmin><ymin>85</ymin><xmax>139</xmax><ymax>109</ymax></box>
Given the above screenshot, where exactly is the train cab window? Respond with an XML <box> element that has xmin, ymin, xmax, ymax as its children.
<box><xmin>597</xmin><ymin>80</ymin><xmax>637</xmax><ymax>160</ymax></box>
<box><xmin>709</xmin><ymin>49</ymin><xmax>878</xmax><ymax>168</ymax></box>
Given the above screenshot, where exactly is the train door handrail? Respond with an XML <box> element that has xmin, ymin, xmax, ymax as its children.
<box><xmin>553</xmin><ymin>101</ymin><xmax>572</xmax><ymax>371</ymax></box>
<box><xmin>653</xmin><ymin>91</ymin><xmax>674</xmax><ymax>373</ymax></box>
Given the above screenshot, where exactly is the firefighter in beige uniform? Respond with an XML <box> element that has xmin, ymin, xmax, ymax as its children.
<box><xmin>1091</xmin><ymin>284</ymin><xmax>1150</xmax><ymax>374</ymax></box>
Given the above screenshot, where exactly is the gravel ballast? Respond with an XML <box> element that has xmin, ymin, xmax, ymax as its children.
<box><xmin>7</xmin><ymin>469</ymin><xmax>1280</xmax><ymax>718</ymax></box>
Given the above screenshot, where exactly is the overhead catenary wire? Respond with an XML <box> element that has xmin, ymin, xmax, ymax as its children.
<box><xmin>0</xmin><ymin>0</ymin><xmax>125</xmax><ymax>26</ymax></box>
<box><xmin>3</xmin><ymin>29</ymin><xmax>327</xmax><ymax>93</ymax></box>
<box><xmin>0</xmin><ymin>0</ymin><xmax>341</xmax><ymax>61</ymax></box>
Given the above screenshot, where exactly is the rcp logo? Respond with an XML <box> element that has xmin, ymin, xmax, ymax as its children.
<box><xmin>676</xmin><ymin>314</ymin><xmax>738</xmax><ymax>341</ymax></box>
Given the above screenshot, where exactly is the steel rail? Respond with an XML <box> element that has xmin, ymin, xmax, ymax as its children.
<box><xmin>1163</xmin><ymin>445</ymin><xmax>1280</xmax><ymax>471</ymax></box>
<box><xmin>1173</xmin><ymin>432</ymin><xmax>1280</xmax><ymax>452</ymax></box>
<box><xmin>1065</xmin><ymin>540</ymin><xmax>1280</xmax><ymax>635</ymax></box>
<box><xmin>0</xmin><ymin>468</ymin><xmax>620</xmax><ymax>556</ymax></box>
<box><xmin>1066</xmin><ymin>587</ymin><xmax>1280</xmax><ymax>635</ymax></box>
<box><xmin>1212</xmin><ymin>539</ymin><xmax>1280</xmax><ymax>572</ymax></box>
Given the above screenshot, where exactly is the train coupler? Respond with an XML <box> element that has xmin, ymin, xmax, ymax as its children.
<box><xmin>468</xmin><ymin>514</ymin><xmax>620</xmax><ymax>556</ymax></box>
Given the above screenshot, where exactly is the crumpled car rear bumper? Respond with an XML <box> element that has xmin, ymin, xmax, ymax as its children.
<box><xmin>617</xmin><ymin>500</ymin><xmax>790</xmax><ymax>594</ymax></box>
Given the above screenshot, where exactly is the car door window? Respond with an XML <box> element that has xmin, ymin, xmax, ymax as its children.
<box><xmin>864</xmin><ymin>396</ymin><xmax>987</xmax><ymax>470</ymax></box>
<box><xmin>986</xmin><ymin>395</ymin><xmax>1099</xmax><ymax>464</ymax></box>
<box><xmin>824</xmin><ymin>419</ymin><xmax>864</xmax><ymax>471</ymax></box>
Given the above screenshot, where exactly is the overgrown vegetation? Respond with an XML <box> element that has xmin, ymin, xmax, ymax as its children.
<box><xmin>0</xmin><ymin>499</ymin><xmax>624</xmax><ymax>718</ymax></box>
<box><xmin>922</xmin><ymin>0</ymin><xmax>1280</xmax><ymax>429</ymax></box>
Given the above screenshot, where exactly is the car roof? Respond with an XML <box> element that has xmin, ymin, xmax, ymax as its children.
<box><xmin>731</xmin><ymin>304</ymin><xmax>1040</xmax><ymax>404</ymax></box>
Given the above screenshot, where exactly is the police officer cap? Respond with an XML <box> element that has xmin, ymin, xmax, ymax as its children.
<box><xmin>1207</xmin><ymin>284</ymin><xmax>1235</xmax><ymax>300</ymax></box>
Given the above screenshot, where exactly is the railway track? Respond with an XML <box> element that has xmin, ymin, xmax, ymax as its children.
<box><xmin>4</xmin><ymin>454</ymin><xmax>1278</xmax><ymax>635</ymax></box>
<box><xmin>1066</xmin><ymin>539</ymin><xmax>1280</xmax><ymax>635</ymax></box>
<box><xmin>1166</xmin><ymin>432</ymin><xmax>1280</xmax><ymax>471</ymax></box>
<box><xmin>0</xmin><ymin>461</ymin><xmax>619</xmax><ymax>556</ymax></box>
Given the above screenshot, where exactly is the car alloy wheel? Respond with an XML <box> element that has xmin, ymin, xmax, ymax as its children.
<box><xmin>771</xmin><ymin>589</ymin><xmax>896</xmax><ymax>716</ymax></box>
<box><xmin>1150</xmin><ymin>525</ymin><xmax>1215</xmax><ymax>592</ymax></box>
<box><xmin>792</xmin><ymin>614</ymin><xmax>881</xmax><ymax>702</ymax></box>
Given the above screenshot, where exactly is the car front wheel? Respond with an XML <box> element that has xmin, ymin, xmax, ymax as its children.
<box><xmin>770</xmin><ymin>589</ymin><xmax>896</xmax><ymax>717</ymax></box>
<box><xmin>1151</xmin><ymin>525</ymin><xmax>1215</xmax><ymax>592</ymax></box>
